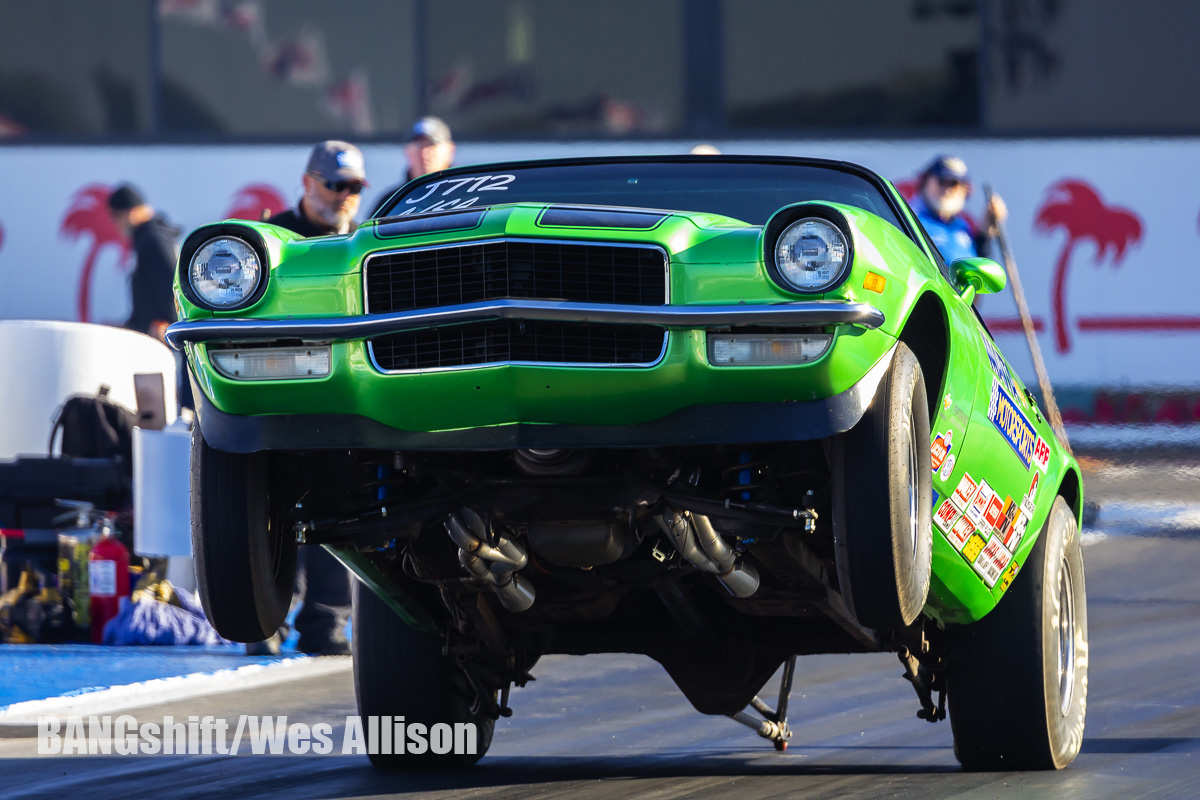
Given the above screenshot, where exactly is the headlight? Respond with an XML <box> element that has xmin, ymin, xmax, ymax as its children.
<box><xmin>773</xmin><ymin>217</ymin><xmax>850</xmax><ymax>293</ymax></box>
<box><xmin>188</xmin><ymin>236</ymin><xmax>262</xmax><ymax>309</ymax></box>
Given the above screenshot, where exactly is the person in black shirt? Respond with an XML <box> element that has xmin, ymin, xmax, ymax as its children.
<box><xmin>268</xmin><ymin>140</ymin><xmax>367</xmax><ymax>237</ymax></box>
<box><xmin>108</xmin><ymin>185</ymin><xmax>192</xmax><ymax>410</ymax></box>
<box><xmin>369</xmin><ymin>117</ymin><xmax>455</xmax><ymax>218</ymax></box>
<box><xmin>251</xmin><ymin>141</ymin><xmax>367</xmax><ymax>656</ymax></box>
<box><xmin>107</xmin><ymin>185</ymin><xmax>180</xmax><ymax>340</ymax></box>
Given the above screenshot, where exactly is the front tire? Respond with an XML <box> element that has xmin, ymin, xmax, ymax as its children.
<box><xmin>352</xmin><ymin>581</ymin><xmax>495</xmax><ymax>769</ymax></box>
<box><xmin>190</xmin><ymin>426</ymin><xmax>296</xmax><ymax>642</ymax></box>
<box><xmin>839</xmin><ymin>342</ymin><xmax>933</xmax><ymax>631</ymax></box>
<box><xmin>947</xmin><ymin>495</ymin><xmax>1088</xmax><ymax>770</ymax></box>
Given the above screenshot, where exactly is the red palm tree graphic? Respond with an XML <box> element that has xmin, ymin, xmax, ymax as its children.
<box><xmin>60</xmin><ymin>184</ymin><xmax>131</xmax><ymax>322</ymax></box>
<box><xmin>1035</xmin><ymin>180</ymin><xmax>1142</xmax><ymax>353</ymax></box>
<box><xmin>225</xmin><ymin>184</ymin><xmax>287</xmax><ymax>221</ymax></box>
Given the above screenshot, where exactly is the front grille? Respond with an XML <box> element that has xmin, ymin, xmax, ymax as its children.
<box><xmin>364</xmin><ymin>239</ymin><xmax>667</xmax><ymax>313</ymax></box>
<box><xmin>370</xmin><ymin>320</ymin><xmax>666</xmax><ymax>371</ymax></box>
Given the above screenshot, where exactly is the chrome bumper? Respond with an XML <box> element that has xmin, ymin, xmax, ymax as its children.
<box><xmin>165</xmin><ymin>298</ymin><xmax>885</xmax><ymax>350</ymax></box>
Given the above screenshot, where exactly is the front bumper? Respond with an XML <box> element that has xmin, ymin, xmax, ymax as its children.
<box><xmin>165</xmin><ymin>298</ymin><xmax>885</xmax><ymax>349</ymax></box>
<box><xmin>171</xmin><ymin>299</ymin><xmax>893</xmax><ymax>450</ymax></box>
<box><xmin>191</xmin><ymin>344</ymin><xmax>896</xmax><ymax>452</ymax></box>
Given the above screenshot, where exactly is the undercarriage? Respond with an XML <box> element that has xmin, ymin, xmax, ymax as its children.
<box><xmin>270</xmin><ymin>442</ymin><xmax>946</xmax><ymax>733</ymax></box>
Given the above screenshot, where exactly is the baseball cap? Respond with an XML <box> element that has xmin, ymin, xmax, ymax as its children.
<box><xmin>407</xmin><ymin>116</ymin><xmax>453</xmax><ymax>145</ymax></box>
<box><xmin>306</xmin><ymin>140</ymin><xmax>367</xmax><ymax>184</ymax></box>
<box><xmin>921</xmin><ymin>155</ymin><xmax>971</xmax><ymax>185</ymax></box>
<box><xmin>107</xmin><ymin>184</ymin><xmax>146</xmax><ymax>211</ymax></box>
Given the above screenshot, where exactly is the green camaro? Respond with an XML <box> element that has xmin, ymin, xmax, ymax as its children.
<box><xmin>168</xmin><ymin>156</ymin><xmax>1087</xmax><ymax>770</ymax></box>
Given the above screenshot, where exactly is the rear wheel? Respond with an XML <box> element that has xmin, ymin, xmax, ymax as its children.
<box><xmin>839</xmin><ymin>342</ymin><xmax>933</xmax><ymax>632</ymax></box>
<box><xmin>947</xmin><ymin>495</ymin><xmax>1088</xmax><ymax>770</ymax></box>
<box><xmin>190</xmin><ymin>426</ymin><xmax>295</xmax><ymax>642</ymax></box>
<box><xmin>352</xmin><ymin>581</ymin><xmax>494</xmax><ymax>769</ymax></box>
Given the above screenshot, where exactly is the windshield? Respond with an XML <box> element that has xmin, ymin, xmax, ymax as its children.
<box><xmin>377</xmin><ymin>159</ymin><xmax>906</xmax><ymax>231</ymax></box>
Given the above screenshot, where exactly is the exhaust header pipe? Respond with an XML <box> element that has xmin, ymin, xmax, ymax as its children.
<box><xmin>653</xmin><ymin>509</ymin><xmax>760</xmax><ymax>598</ymax></box>
<box><xmin>446</xmin><ymin>508</ymin><xmax>535</xmax><ymax>613</ymax></box>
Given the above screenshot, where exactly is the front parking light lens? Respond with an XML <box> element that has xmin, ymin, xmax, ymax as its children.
<box><xmin>708</xmin><ymin>334</ymin><xmax>832</xmax><ymax>366</ymax></box>
<box><xmin>211</xmin><ymin>346</ymin><xmax>331</xmax><ymax>380</ymax></box>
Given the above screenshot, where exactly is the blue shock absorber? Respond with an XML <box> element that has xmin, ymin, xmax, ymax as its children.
<box><xmin>738</xmin><ymin>451</ymin><xmax>752</xmax><ymax>501</ymax></box>
<box><xmin>377</xmin><ymin>465</ymin><xmax>388</xmax><ymax>501</ymax></box>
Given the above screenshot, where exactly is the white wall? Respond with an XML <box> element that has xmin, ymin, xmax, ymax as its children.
<box><xmin>0</xmin><ymin>138</ymin><xmax>1195</xmax><ymax>389</ymax></box>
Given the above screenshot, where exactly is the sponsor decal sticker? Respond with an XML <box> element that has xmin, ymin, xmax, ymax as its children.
<box><xmin>962</xmin><ymin>532</ymin><xmax>987</xmax><ymax>562</ymax></box>
<box><xmin>934</xmin><ymin>498</ymin><xmax>960</xmax><ymax>532</ymax></box>
<box><xmin>943</xmin><ymin>393</ymin><xmax>953</xmax><ymax>411</ymax></box>
<box><xmin>999</xmin><ymin>560</ymin><xmax>1021</xmax><ymax>592</ymax></box>
<box><xmin>984</xmin><ymin>337</ymin><xmax>1020</xmax><ymax>400</ymax></box>
<box><xmin>984</xmin><ymin>494</ymin><xmax>1005</xmax><ymax>532</ymax></box>
<box><xmin>948</xmin><ymin>515</ymin><xmax>975</xmax><ymax>551</ymax></box>
<box><xmin>997</xmin><ymin>496</ymin><xmax>1018</xmax><ymax>539</ymax></box>
<box><xmin>988</xmin><ymin>381</ymin><xmax>1038</xmax><ymax>469</ymax></box>
<box><xmin>951</xmin><ymin>473</ymin><xmax>978</xmax><ymax>509</ymax></box>
<box><xmin>973</xmin><ymin>537</ymin><xmax>1013</xmax><ymax>588</ymax></box>
<box><xmin>966</xmin><ymin>480</ymin><xmax>994</xmax><ymax>525</ymax></box>
<box><xmin>999</xmin><ymin>505</ymin><xmax>1025</xmax><ymax>549</ymax></box>
<box><xmin>1005</xmin><ymin>511</ymin><xmax>1030</xmax><ymax>550</ymax></box>
<box><xmin>1032</xmin><ymin>436</ymin><xmax>1051</xmax><ymax>473</ymax></box>
<box><xmin>931</xmin><ymin>430</ymin><xmax>953</xmax><ymax>471</ymax></box>
<box><xmin>1028</xmin><ymin>472</ymin><xmax>1040</xmax><ymax>503</ymax></box>
<box><xmin>1020</xmin><ymin>494</ymin><xmax>1036</xmax><ymax>519</ymax></box>
<box><xmin>939</xmin><ymin>453</ymin><xmax>957</xmax><ymax>482</ymax></box>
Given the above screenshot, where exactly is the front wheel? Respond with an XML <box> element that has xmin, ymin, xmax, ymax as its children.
<box><xmin>838</xmin><ymin>342</ymin><xmax>933</xmax><ymax>632</ymax></box>
<box><xmin>190</xmin><ymin>427</ymin><xmax>296</xmax><ymax>642</ymax></box>
<box><xmin>947</xmin><ymin>495</ymin><xmax>1088</xmax><ymax>770</ymax></box>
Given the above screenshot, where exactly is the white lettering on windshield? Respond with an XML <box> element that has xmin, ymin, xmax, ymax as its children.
<box><xmin>404</xmin><ymin>174</ymin><xmax>515</xmax><ymax>207</ymax></box>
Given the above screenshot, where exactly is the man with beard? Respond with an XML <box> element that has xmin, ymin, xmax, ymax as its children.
<box><xmin>911</xmin><ymin>155</ymin><xmax>1007</xmax><ymax>263</ymax></box>
<box><xmin>269</xmin><ymin>140</ymin><xmax>367</xmax><ymax>237</ymax></box>
<box><xmin>250</xmin><ymin>141</ymin><xmax>366</xmax><ymax>656</ymax></box>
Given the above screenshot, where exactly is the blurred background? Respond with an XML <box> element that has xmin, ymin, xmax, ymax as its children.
<box><xmin>2</xmin><ymin>0</ymin><xmax>1199</xmax><ymax>432</ymax></box>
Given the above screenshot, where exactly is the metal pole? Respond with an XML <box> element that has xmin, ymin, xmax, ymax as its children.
<box><xmin>984</xmin><ymin>184</ymin><xmax>1072</xmax><ymax>454</ymax></box>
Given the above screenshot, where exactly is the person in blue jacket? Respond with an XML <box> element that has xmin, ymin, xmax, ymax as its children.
<box><xmin>911</xmin><ymin>155</ymin><xmax>1007</xmax><ymax>264</ymax></box>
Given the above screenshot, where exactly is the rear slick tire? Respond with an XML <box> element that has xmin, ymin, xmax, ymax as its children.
<box><xmin>352</xmin><ymin>581</ymin><xmax>494</xmax><ymax>769</ymax></box>
<box><xmin>840</xmin><ymin>342</ymin><xmax>933</xmax><ymax>632</ymax></box>
<box><xmin>947</xmin><ymin>495</ymin><xmax>1088</xmax><ymax>770</ymax></box>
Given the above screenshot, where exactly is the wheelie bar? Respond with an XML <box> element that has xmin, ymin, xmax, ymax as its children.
<box><xmin>728</xmin><ymin>654</ymin><xmax>797</xmax><ymax>750</ymax></box>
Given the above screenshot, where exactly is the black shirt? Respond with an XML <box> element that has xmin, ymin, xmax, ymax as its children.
<box><xmin>124</xmin><ymin>215</ymin><xmax>180</xmax><ymax>335</ymax></box>
<box><xmin>369</xmin><ymin>170</ymin><xmax>422</xmax><ymax>218</ymax></box>
<box><xmin>267</xmin><ymin>200</ymin><xmax>359</xmax><ymax>238</ymax></box>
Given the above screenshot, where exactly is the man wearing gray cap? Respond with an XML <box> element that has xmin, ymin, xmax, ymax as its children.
<box><xmin>268</xmin><ymin>140</ymin><xmax>367</xmax><ymax>237</ymax></box>
<box><xmin>249</xmin><ymin>142</ymin><xmax>365</xmax><ymax>656</ymax></box>
<box><xmin>370</xmin><ymin>117</ymin><xmax>456</xmax><ymax>217</ymax></box>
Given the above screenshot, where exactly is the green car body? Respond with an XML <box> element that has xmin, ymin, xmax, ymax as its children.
<box><xmin>172</xmin><ymin>156</ymin><xmax>1081</xmax><ymax>634</ymax></box>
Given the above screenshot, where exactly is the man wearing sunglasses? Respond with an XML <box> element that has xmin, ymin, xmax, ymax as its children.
<box><xmin>268</xmin><ymin>140</ymin><xmax>368</xmax><ymax>238</ymax></box>
<box><xmin>911</xmin><ymin>155</ymin><xmax>1007</xmax><ymax>264</ymax></box>
<box><xmin>249</xmin><ymin>141</ymin><xmax>366</xmax><ymax>656</ymax></box>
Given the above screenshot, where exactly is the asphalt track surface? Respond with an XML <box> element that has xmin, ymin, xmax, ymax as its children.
<box><xmin>3</xmin><ymin>454</ymin><xmax>1200</xmax><ymax>799</ymax></box>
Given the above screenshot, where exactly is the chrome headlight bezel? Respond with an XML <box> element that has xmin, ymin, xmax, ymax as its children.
<box><xmin>762</xmin><ymin>204</ymin><xmax>855</xmax><ymax>295</ymax></box>
<box><xmin>178</xmin><ymin>224</ymin><xmax>270</xmax><ymax>312</ymax></box>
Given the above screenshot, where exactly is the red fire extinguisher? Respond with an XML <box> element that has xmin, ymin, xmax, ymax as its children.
<box><xmin>88</xmin><ymin>518</ymin><xmax>129</xmax><ymax>644</ymax></box>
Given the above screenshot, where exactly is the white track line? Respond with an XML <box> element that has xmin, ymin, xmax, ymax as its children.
<box><xmin>0</xmin><ymin>656</ymin><xmax>350</xmax><ymax>724</ymax></box>
<box><xmin>1066</xmin><ymin>423</ymin><xmax>1200</xmax><ymax>449</ymax></box>
<box><xmin>1085</xmin><ymin>500</ymin><xmax>1200</xmax><ymax>541</ymax></box>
